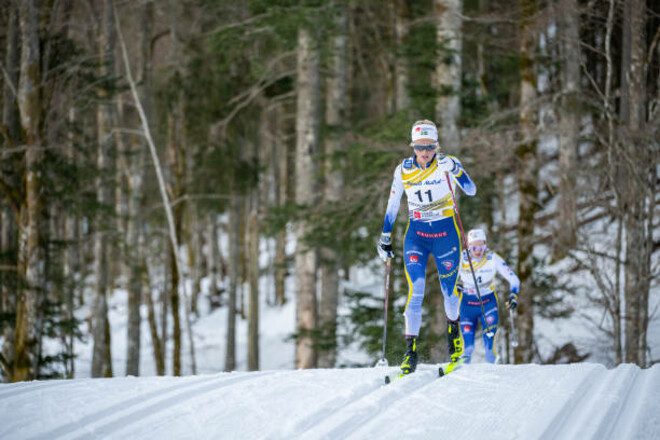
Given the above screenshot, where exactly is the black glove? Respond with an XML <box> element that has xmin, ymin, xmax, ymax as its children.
<box><xmin>507</xmin><ymin>291</ymin><xmax>518</xmax><ymax>311</ymax></box>
<box><xmin>377</xmin><ymin>233</ymin><xmax>394</xmax><ymax>261</ymax></box>
<box><xmin>455</xmin><ymin>280</ymin><xmax>464</xmax><ymax>295</ymax></box>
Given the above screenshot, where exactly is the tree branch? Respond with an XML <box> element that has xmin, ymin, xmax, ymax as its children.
<box><xmin>115</xmin><ymin>3</ymin><xmax>197</xmax><ymax>374</ymax></box>
<box><xmin>0</xmin><ymin>61</ymin><xmax>18</xmax><ymax>100</ymax></box>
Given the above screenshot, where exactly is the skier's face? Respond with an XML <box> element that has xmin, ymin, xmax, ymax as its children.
<box><xmin>468</xmin><ymin>240</ymin><xmax>486</xmax><ymax>259</ymax></box>
<box><xmin>412</xmin><ymin>138</ymin><xmax>437</xmax><ymax>165</ymax></box>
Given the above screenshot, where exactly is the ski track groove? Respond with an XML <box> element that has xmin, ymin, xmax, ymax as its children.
<box><xmin>31</xmin><ymin>370</ymin><xmax>279</xmax><ymax>440</ymax></box>
<box><xmin>269</xmin><ymin>374</ymin><xmax>384</xmax><ymax>439</ymax></box>
<box><xmin>608</xmin><ymin>365</ymin><xmax>660</xmax><ymax>439</ymax></box>
<box><xmin>0</xmin><ymin>379</ymin><xmax>73</xmax><ymax>401</ymax></box>
<box><xmin>538</xmin><ymin>364</ymin><xmax>639</xmax><ymax>440</ymax></box>
<box><xmin>292</xmin><ymin>368</ymin><xmax>441</xmax><ymax>440</ymax></box>
<box><xmin>589</xmin><ymin>365</ymin><xmax>641</xmax><ymax>439</ymax></box>
<box><xmin>535</xmin><ymin>365</ymin><xmax>604</xmax><ymax>440</ymax></box>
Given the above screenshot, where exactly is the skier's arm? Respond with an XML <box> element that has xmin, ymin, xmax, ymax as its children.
<box><xmin>377</xmin><ymin>166</ymin><xmax>403</xmax><ymax>261</ymax></box>
<box><xmin>493</xmin><ymin>253</ymin><xmax>520</xmax><ymax>294</ymax></box>
<box><xmin>440</xmin><ymin>155</ymin><xmax>477</xmax><ymax>196</ymax></box>
<box><xmin>382</xmin><ymin>165</ymin><xmax>404</xmax><ymax>234</ymax></box>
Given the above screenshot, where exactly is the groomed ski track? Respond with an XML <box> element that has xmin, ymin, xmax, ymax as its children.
<box><xmin>1</xmin><ymin>363</ymin><xmax>658</xmax><ymax>440</ymax></box>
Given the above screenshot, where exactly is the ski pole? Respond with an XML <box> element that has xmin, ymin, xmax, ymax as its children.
<box><xmin>376</xmin><ymin>258</ymin><xmax>392</xmax><ymax>367</ymax></box>
<box><xmin>509</xmin><ymin>310</ymin><xmax>519</xmax><ymax>348</ymax></box>
<box><xmin>444</xmin><ymin>172</ymin><xmax>490</xmax><ymax>332</ymax></box>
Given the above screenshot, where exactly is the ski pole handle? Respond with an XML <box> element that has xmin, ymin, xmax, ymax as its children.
<box><xmin>444</xmin><ymin>172</ymin><xmax>468</xmax><ymax>249</ymax></box>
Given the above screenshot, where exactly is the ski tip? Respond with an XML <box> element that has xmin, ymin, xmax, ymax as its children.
<box><xmin>384</xmin><ymin>375</ymin><xmax>391</xmax><ymax>384</ymax></box>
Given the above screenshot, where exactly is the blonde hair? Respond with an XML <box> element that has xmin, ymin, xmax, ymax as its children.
<box><xmin>412</xmin><ymin>119</ymin><xmax>436</xmax><ymax>128</ymax></box>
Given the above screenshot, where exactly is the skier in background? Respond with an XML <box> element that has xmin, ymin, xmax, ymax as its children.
<box><xmin>458</xmin><ymin>228</ymin><xmax>520</xmax><ymax>363</ymax></box>
<box><xmin>377</xmin><ymin>119</ymin><xmax>476</xmax><ymax>376</ymax></box>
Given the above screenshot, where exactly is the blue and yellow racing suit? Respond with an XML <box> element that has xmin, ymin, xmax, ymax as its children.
<box><xmin>458</xmin><ymin>250</ymin><xmax>520</xmax><ymax>363</ymax></box>
<box><xmin>382</xmin><ymin>153</ymin><xmax>476</xmax><ymax>336</ymax></box>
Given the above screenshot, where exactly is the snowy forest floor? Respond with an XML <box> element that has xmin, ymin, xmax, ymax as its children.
<box><xmin>1</xmin><ymin>362</ymin><xmax>659</xmax><ymax>439</ymax></box>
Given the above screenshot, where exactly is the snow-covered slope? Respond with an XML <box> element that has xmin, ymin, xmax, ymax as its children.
<box><xmin>2</xmin><ymin>362</ymin><xmax>658</xmax><ymax>440</ymax></box>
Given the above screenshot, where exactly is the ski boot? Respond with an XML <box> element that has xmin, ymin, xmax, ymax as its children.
<box><xmin>400</xmin><ymin>335</ymin><xmax>418</xmax><ymax>376</ymax></box>
<box><xmin>440</xmin><ymin>319</ymin><xmax>464</xmax><ymax>376</ymax></box>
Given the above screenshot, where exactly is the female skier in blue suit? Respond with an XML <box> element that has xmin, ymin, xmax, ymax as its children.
<box><xmin>377</xmin><ymin>119</ymin><xmax>476</xmax><ymax>376</ymax></box>
<box><xmin>458</xmin><ymin>228</ymin><xmax>520</xmax><ymax>364</ymax></box>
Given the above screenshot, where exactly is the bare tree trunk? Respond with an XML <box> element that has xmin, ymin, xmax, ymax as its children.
<box><xmin>274</xmin><ymin>229</ymin><xmax>287</xmax><ymax>305</ymax></box>
<box><xmin>61</xmin><ymin>99</ymin><xmax>79</xmax><ymax>377</ymax></box>
<box><xmin>620</xmin><ymin>0</ymin><xmax>650</xmax><ymax>367</ymax></box>
<box><xmin>247</xmin><ymin>191</ymin><xmax>259</xmax><ymax>371</ymax></box>
<box><xmin>3</xmin><ymin>1</ymin><xmax>21</xmax><ymax>143</ymax></box>
<box><xmin>476</xmin><ymin>0</ymin><xmax>489</xmax><ymax>98</ymax></box>
<box><xmin>125</xmin><ymin>132</ymin><xmax>145</xmax><ymax>377</ymax></box>
<box><xmin>225</xmin><ymin>195</ymin><xmax>241</xmax><ymax>371</ymax></box>
<box><xmin>168</xmin><ymin>239</ymin><xmax>181</xmax><ymax>375</ymax></box>
<box><xmin>434</xmin><ymin>0</ymin><xmax>462</xmax><ymax>150</ymax></box>
<box><xmin>207</xmin><ymin>212</ymin><xmax>222</xmax><ymax>306</ymax></box>
<box><xmin>166</xmin><ymin>108</ymin><xmax>185</xmax><ymax>376</ymax></box>
<box><xmin>238</xmin><ymin>215</ymin><xmax>247</xmax><ymax>320</ymax></box>
<box><xmin>1</xmin><ymin>0</ymin><xmax>20</xmax><ymax>380</ymax></box>
<box><xmin>144</xmin><ymin>263</ymin><xmax>165</xmax><ymax>375</ymax></box>
<box><xmin>190</xmin><ymin>218</ymin><xmax>203</xmax><ymax>317</ymax></box>
<box><xmin>160</xmin><ymin>260</ymin><xmax>169</xmax><ymax>371</ymax></box>
<box><xmin>274</xmin><ymin>105</ymin><xmax>289</xmax><ymax>306</ymax></box>
<box><xmin>613</xmin><ymin>217</ymin><xmax>623</xmax><ymax>364</ymax></box>
<box><xmin>91</xmin><ymin>0</ymin><xmax>116</xmax><ymax>379</ymax></box>
<box><xmin>318</xmin><ymin>6</ymin><xmax>348</xmax><ymax>369</ymax></box>
<box><xmin>113</xmin><ymin>95</ymin><xmax>128</xmax><ymax>286</ymax></box>
<box><xmin>13</xmin><ymin>0</ymin><xmax>44</xmax><ymax>382</ymax></box>
<box><xmin>124</xmin><ymin>0</ymin><xmax>154</xmax><ymax>378</ymax></box>
<box><xmin>554</xmin><ymin>0</ymin><xmax>580</xmax><ymax>258</ymax></box>
<box><xmin>1</xmin><ymin>208</ymin><xmax>16</xmax><ymax>380</ymax></box>
<box><xmin>603</xmin><ymin>0</ymin><xmax>623</xmax><ymax>365</ymax></box>
<box><xmin>514</xmin><ymin>0</ymin><xmax>538</xmax><ymax>364</ymax></box>
<box><xmin>294</xmin><ymin>27</ymin><xmax>320</xmax><ymax>369</ymax></box>
<box><xmin>393</xmin><ymin>0</ymin><xmax>410</xmax><ymax>111</ymax></box>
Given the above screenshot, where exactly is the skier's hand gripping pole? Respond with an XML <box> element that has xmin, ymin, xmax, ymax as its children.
<box><xmin>376</xmin><ymin>258</ymin><xmax>392</xmax><ymax>368</ymax></box>
<box><xmin>444</xmin><ymin>172</ymin><xmax>488</xmax><ymax>328</ymax></box>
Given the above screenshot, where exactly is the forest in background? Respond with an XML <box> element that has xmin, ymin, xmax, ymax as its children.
<box><xmin>0</xmin><ymin>0</ymin><xmax>657</xmax><ymax>382</ymax></box>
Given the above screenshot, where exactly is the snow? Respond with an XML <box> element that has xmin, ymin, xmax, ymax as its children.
<box><xmin>67</xmin><ymin>281</ymin><xmax>297</xmax><ymax>378</ymax></box>
<box><xmin>1</xmin><ymin>362</ymin><xmax>658</xmax><ymax>439</ymax></box>
<box><xmin>10</xmin><ymin>191</ymin><xmax>658</xmax><ymax>439</ymax></box>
